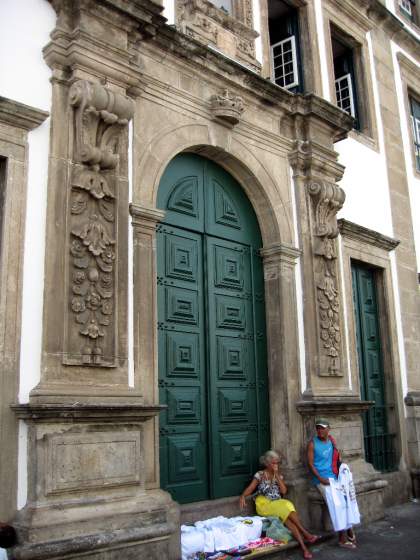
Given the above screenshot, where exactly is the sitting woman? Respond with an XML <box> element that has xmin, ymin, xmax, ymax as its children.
<box><xmin>239</xmin><ymin>450</ymin><xmax>318</xmax><ymax>559</ymax></box>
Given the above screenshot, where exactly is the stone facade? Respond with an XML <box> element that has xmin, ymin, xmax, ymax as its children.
<box><xmin>0</xmin><ymin>0</ymin><xmax>419</xmax><ymax>558</ymax></box>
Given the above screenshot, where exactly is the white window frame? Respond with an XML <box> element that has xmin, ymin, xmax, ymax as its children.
<box><xmin>399</xmin><ymin>0</ymin><xmax>413</xmax><ymax>16</ymax></box>
<box><xmin>335</xmin><ymin>73</ymin><xmax>356</xmax><ymax>118</ymax></box>
<box><xmin>270</xmin><ymin>35</ymin><xmax>299</xmax><ymax>90</ymax></box>
<box><xmin>411</xmin><ymin>114</ymin><xmax>420</xmax><ymax>169</ymax></box>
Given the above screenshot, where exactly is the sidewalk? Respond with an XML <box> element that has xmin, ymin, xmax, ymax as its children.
<box><xmin>284</xmin><ymin>501</ymin><xmax>420</xmax><ymax>560</ymax></box>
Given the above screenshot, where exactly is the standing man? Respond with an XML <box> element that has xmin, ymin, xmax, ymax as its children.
<box><xmin>307</xmin><ymin>418</ymin><xmax>357</xmax><ymax>549</ymax></box>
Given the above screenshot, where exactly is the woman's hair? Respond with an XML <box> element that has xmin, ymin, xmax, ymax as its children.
<box><xmin>259</xmin><ymin>449</ymin><xmax>281</xmax><ymax>467</ymax></box>
<box><xmin>0</xmin><ymin>524</ymin><xmax>17</xmax><ymax>548</ymax></box>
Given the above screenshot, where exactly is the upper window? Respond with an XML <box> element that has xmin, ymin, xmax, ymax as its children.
<box><xmin>397</xmin><ymin>0</ymin><xmax>420</xmax><ymax>25</ymax></box>
<box><xmin>209</xmin><ymin>0</ymin><xmax>232</xmax><ymax>16</ymax></box>
<box><xmin>268</xmin><ymin>0</ymin><xmax>303</xmax><ymax>93</ymax></box>
<box><xmin>331</xmin><ymin>34</ymin><xmax>360</xmax><ymax>130</ymax></box>
<box><xmin>410</xmin><ymin>96</ymin><xmax>420</xmax><ymax>172</ymax></box>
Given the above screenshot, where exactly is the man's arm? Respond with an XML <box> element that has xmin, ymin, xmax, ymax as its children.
<box><xmin>307</xmin><ymin>440</ymin><xmax>330</xmax><ymax>485</ymax></box>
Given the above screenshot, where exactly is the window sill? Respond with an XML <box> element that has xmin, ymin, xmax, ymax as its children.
<box><xmin>346</xmin><ymin>128</ymin><xmax>379</xmax><ymax>152</ymax></box>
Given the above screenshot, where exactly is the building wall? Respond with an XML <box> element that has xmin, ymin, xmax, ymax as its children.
<box><xmin>0</xmin><ymin>0</ymin><xmax>419</xmax><ymax>557</ymax></box>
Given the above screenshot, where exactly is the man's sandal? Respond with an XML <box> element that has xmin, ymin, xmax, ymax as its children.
<box><xmin>338</xmin><ymin>541</ymin><xmax>357</xmax><ymax>549</ymax></box>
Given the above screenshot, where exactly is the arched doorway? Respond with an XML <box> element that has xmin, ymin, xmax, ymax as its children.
<box><xmin>157</xmin><ymin>153</ymin><xmax>270</xmax><ymax>504</ymax></box>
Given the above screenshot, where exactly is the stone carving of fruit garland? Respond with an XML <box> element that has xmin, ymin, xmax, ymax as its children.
<box><xmin>308</xmin><ymin>180</ymin><xmax>345</xmax><ymax>376</ymax></box>
<box><xmin>66</xmin><ymin>80</ymin><xmax>134</xmax><ymax>366</ymax></box>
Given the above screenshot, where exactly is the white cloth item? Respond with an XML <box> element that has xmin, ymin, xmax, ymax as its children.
<box><xmin>180</xmin><ymin>516</ymin><xmax>263</xmax><ymax>559</ymax></box>
<box><xmin>0</xmin><ymin>549</ymin><xmax>8</xmax><ymax>560</ymax></box>
<box><xmin>324</xmin><ymin>480</ymin><xmax>350</xmax><ymax>531</ymax></box>
<box><xmin>338</xmin><ymin>463</ymin><xmax>361</xmax><ymax>526</ymax></box>
<box><xmin>322</xmin><ymin>463</ymin><xmax>360</xmax><ymax>531</ymax></box>
<box><xmin>181</xmin><ymin>525</ymin><xmax>206</xmax><ymax>560</ymax></box>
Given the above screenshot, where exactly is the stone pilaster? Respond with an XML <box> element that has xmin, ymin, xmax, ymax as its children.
<box><xmin>289</xmin><ymin>138</ymin><xmax>353</xmax><ymax>397</ymax></box>
<box><xmin>130</xmin><ymin>204</ymin><xmax>166</xmax><ymax>488</ymax></box>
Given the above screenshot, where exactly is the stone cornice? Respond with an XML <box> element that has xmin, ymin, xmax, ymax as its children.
<box><xmin>366</xmin><ymin>0</ymin><xmax>420</xmax><ymax>60</ymax></box>
<box><xmin>12</xmin><ymin>403</ymin><xmax>165</xmax><ymax>422</ymax></box>
<box><xmin>0</xmin><ymin>97</ymin><xmax>49</xmax><ymax>131</ymax></box>
<box><xmin>325</xmin><ymin>0</ymin><xmax>373</xmax><ymax>33</ymax></box>
<box><xmin>130</xmin><ymin>203</ymin><xmax>166</xmax><ymax>226</ymax></box>
<box><xmin>260</xmin><ymin>242</ymin><xmax>302</xmax><ymax>266</ymax></box>
<box><xmin>296</xmin><ymin>398</ymin><xmax>374</xmax><ymax>414</ymax></box>
<box><xmin>338</xmin><ymin>219</ymin><xmax>400</xmax><ymax>251</ymax></box>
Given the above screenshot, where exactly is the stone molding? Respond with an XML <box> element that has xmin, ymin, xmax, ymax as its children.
<box><xmin>130</xmin><ymin>202</ymin><xmax>166</xmax><ymax>226</ymax></box>
<box><xmin>260</xmin><ymin>242</ymin><xmax>302</xmax><ymax>266</ymax></box>
<box><xmin>64</xmin><ymin>80</ymin><xmax>134</xmax><ymax>368</ymax></box>
<box><xmin>12</xmin><ymin>403</ymin><xmax>164</xmax><ymax>423</ymax></box>
<box><xmin>210</xmin><ymin>89</ymin><xmax>245</xmax><ymax>126</ymax></box>
<box><xmin>0</xmin><ymin>97</ymin><xmax>49</xmax><ymax>131</ymax></box>
<box><xmin>338</xmin><ymin>219</ymin><xmax>400</xmax><ymax>252</ymax></box>
<box><xmin>296</xmin><ymin>398</ymin><xmax>374</xmax><ymax>415</ymax></box>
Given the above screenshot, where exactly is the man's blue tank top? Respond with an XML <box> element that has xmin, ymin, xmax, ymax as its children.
<box><xmin>312</xmin><ymin>436</ymin><xmax>335</xmax><ymax>485</ymax></box>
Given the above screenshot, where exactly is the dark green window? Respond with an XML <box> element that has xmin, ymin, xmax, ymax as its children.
<box><xmin>157</xmin><ymin>154</ymin><xmax>270</xmax><ymax>504</ymax></box>
<box><xmin>352</xmin><ymin>262</ymin><xmax>396</xmax><ymax>472</ymax></box>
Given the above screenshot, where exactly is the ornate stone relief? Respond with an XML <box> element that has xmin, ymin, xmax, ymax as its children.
<box><xmin>210</xmin><ymin>89</ymin><xmax>245</xmax><ymax>125</ymax></box>
<box><xmin>65</xmin><ymin>80</ymin><xmax>134</xmax><ymax>367</ymax></box>
<box><xmin>307</xmin><ymin>180</ymin><xmax>345</xmax><ymax>376</ymax></box>
<box><xmin>176</xmin><ymin>0</ymin><xmax>259</xmax><ymax>70</ymax></box>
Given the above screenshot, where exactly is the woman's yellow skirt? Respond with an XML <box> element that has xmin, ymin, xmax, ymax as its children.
<box><xmin>255</xmin><ymin>495</ymin><xmax>296</xmax><ymax>523</ymax></box>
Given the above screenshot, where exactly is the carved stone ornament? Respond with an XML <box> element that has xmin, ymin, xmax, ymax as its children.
<box><xmin>308</xmin><ymin>181</ymin><xmax>345</xmax><ymax>376</ymax></box>
<box><xmin>175</xmin><ymin>0</ymin><xmax>258</xmax><ymax>69</ymax></box>
<box><xmin>65</xmin><ymin>80</ymin><xmax>134</xmax><ymax>367</ymax></box>
<box><xmin>210</xmin><ymin>89</ymin><xmax>245</xmax><ymax>125</ymax></box>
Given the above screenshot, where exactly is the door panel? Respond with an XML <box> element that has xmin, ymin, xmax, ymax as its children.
<box><xmin>157</xmin><ymin>154</ymin><xmax>270</xmax><ymax>503</ymax></box>
<box><xmin>158</xmin><ymin>226</ymin><xmax>208</xmax><ymax>503</ymax></box>
<box><xmin>206</xmin><ymin>236</ymin><xmax>257</xmax><ymax>498</ymax></box>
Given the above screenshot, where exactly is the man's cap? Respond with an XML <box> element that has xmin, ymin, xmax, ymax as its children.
<box><xmin>315</xmin><ymin>418</ymin><xmax>330</xmax><ymax>428</ymax></box>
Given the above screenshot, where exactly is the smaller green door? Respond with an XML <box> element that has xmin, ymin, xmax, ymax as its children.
<box><xmin>352</xmin><ymin>262</ymin><xmax>395</xmax><ymax>471</ymax></box>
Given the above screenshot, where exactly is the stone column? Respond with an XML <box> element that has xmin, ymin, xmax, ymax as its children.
<box><xmin>261</xmin><ymin>242</ymin><xmax>312</xmax><ymax>518</ymax></box>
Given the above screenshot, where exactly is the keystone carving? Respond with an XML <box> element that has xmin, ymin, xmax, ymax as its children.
<box><xmin>65</xmin><ymin>80</ymin><xmax>134</xmax><ymax>367</ymax></box>
<box><xmin>308</xmin><ymin>181</ymin><xmax>345</xmax><ymax>376</ymax></box>
<box><xmin>210</xmin><ymin>89</ymin><xmax>245</xmax><ymax>125</ymax></box>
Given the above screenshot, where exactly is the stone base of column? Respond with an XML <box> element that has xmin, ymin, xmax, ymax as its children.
<box><xmin>11</xmin><ymin>404</ymin><xmax>180</xmax><ymax>560</ymax></box>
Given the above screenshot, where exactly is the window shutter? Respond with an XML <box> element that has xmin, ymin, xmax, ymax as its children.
<box><xmin>410</xmin><ymin>98</ymin><xmax>420</xmax><ymax>171</ymax></box>
<box><xmin>270</xmin><ymin>36</ymin><xmax>299</xmax><ymax>90</ymax></box>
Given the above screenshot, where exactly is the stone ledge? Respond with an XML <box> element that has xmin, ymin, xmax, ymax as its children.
<box><xmin>338</xmin><ymin>219</ymin><xmax>400</xmax><ymax>251</ymax></box>
<box><xmin>296</xmin><ymin>398</ymin><xmax>374</xmax><ymax>415</ymax></box>
<box><xmin>0</xmin><ymin>97</ymin><xmax>49</xmax><ymax>131</ymax></box>
<box><xmin>12</xmin><ymin>403</ymin><xmax>165</xmax><ymax>423</ymax></box>
<box><xmin>10</xmin><ymin>521</ymin><xmax>175</xmax><ymax>560</ymax></box>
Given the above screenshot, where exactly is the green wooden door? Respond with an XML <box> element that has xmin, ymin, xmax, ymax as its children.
<box><xmin>352</xmin><ymin>263</ymin><xmax>395</xmax><ymax>471</ymax></box>
<box><xmin>157</xmin><ymin>154</ymin><xmax>270</xmax><ymax>503</ymax></box>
